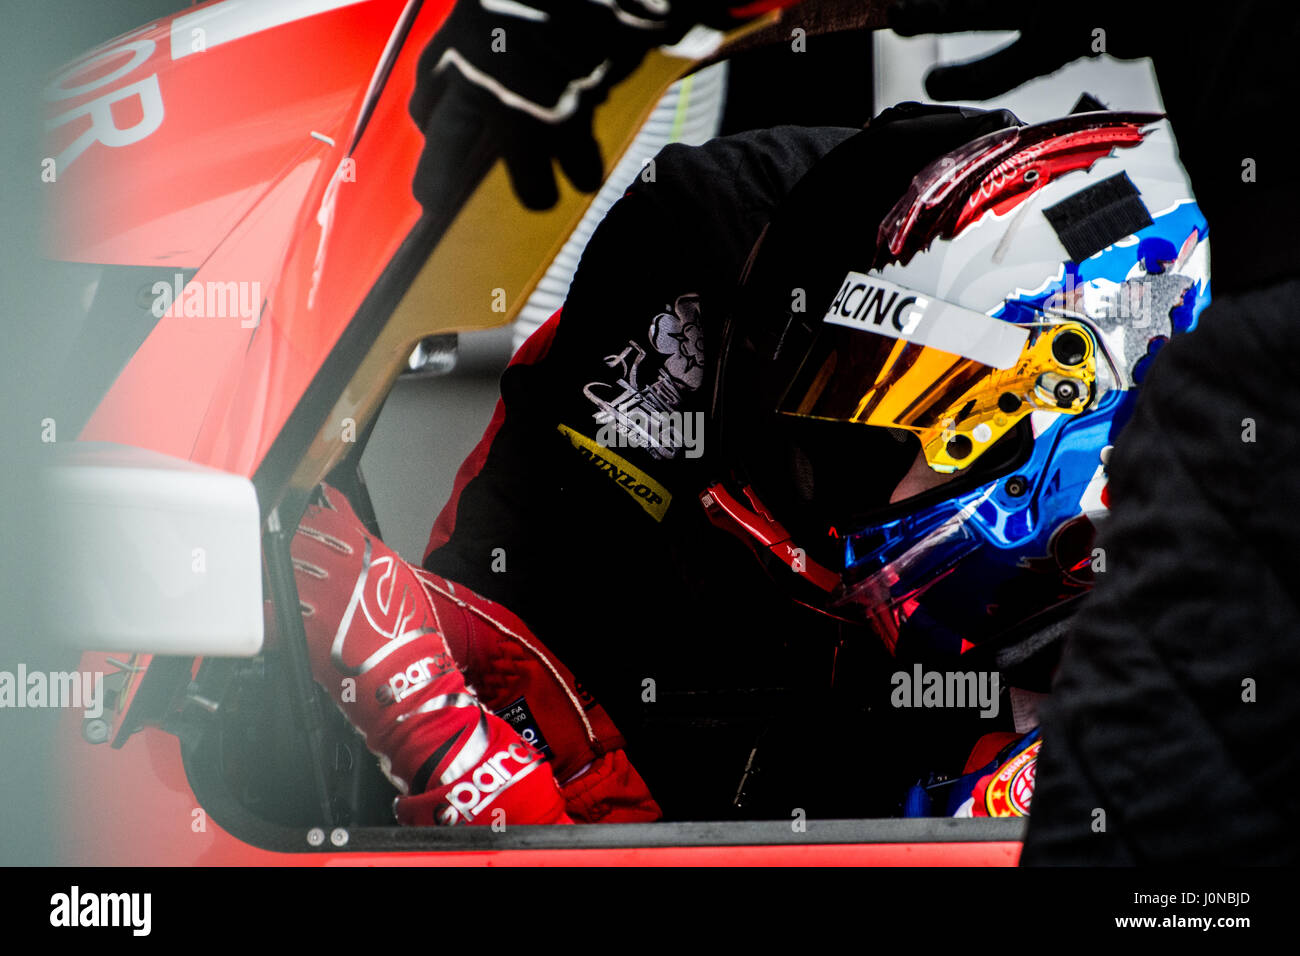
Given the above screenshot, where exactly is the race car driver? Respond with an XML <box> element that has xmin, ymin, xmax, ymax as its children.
<box><xmin>414</xmin><ymin>94</ymin><xmax>1210</xmax><ymax>824</ymax></box>
<box><xmin>293</xmin><ymin>96</ymin><xmax>1209</xmax><ymax>825</ymax></box>
<box><xmin>420</xmin><ymin>104</ymin><xmax>1011</xmax><ymax>821</ymax></box>
<box><xmin>294</xmin><ymin>0</ymin><xmax>1218</xmax><ymax>826</ymax></box>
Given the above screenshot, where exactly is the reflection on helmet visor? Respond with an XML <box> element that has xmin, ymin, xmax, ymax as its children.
<box><xmin>777</xmin><ymin>277</ymin><xmax>1097</xmax><ymax>473</ymax></box>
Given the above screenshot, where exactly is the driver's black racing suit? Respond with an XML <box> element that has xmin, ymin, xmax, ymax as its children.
<box><xmin>420</xmin><ymin>113</ymin><xmax>1024</xmax><ymax>820</ymax></box>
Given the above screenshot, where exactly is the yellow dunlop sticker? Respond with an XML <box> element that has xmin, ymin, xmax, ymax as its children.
<box><xmin>557</xmin><ymin>424</ymin><xmax>671</xmax><ymax>521</ymax></box>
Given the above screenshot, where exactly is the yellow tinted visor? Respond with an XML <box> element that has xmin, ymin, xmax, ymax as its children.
<box><xmin>777</xmin><ymin>277</ymin><xmax>1096</xmax><ymax>473</ymax></box>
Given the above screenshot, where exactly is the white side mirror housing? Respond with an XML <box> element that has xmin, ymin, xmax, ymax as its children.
<box><xmin>42</xmin><ymin>442</ymin><xmax>264</xmax><ymax>656</ymax></box>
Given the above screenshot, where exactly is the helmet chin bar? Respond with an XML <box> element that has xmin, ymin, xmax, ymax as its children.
<box><xmin>698</xmin><ymin>478</ymin><xmax>983</xmax><ymax>657</ymax></box>
<box><xmin>699</xmin><ymin>481</ymin><xmax>840</xmax><ymax>594</ymax></box>
<box><xmin>833</xmin><ymin>504</ymin><xmax>986</xmax><ymax>656</ymax></box>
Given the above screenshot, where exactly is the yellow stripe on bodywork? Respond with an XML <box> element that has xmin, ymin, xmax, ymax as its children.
<box><xmin>557</xmin><ymin>424</ymin><xmax>671</xmax><ymax>522</ymax></box>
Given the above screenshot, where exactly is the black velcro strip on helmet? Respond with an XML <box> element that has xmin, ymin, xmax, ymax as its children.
<box><xmin>1043</xmin><ymin>172</ymin><xmax>1152</xmax><ymax>263</ymax></box>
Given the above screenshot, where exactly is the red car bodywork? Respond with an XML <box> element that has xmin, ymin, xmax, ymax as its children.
<box><xmin>51</xmin><ymin>0</ymin><xmax>422</xmax><ymax>475</ymax></box>
<box><xmin>47</xmin><ymin>0</ymin><xmax>1025</xmax><ymax>865</ymax></box>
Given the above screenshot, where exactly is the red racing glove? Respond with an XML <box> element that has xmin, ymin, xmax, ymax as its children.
<box><xmin>290</xmin><ymin>484</ymin><xmax>659</xmax><ymax>826</ymax></box>
<box><xmin>291</xmin><ymin>484</ymin><xmax>570</xmax><ymax>826</ymax></box>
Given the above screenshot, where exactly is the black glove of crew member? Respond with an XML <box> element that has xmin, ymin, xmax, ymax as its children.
<box><xmin>886</xmin><ymin>0</ymin><xmax>1137</xmax><ymax>102</ymax></box>
<box><xmin>409</xmin><ymin>0</ymin><xmax>700</xmax><ymax>212</ymax></box>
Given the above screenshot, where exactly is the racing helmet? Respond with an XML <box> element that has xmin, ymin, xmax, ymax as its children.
<box><xmin>704</xmin><ymin>104</ymin><xmax>1210</xmax><ymax>659</ymax></box>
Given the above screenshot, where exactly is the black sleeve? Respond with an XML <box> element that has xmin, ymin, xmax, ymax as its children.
<box><xmin>1141</xmin><ymin>7</ymin><xmax>1300</xmax><ymax>292</ymax></box>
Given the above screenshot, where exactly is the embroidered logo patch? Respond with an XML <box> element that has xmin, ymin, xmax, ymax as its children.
<box><xmin>582</xmin><ymin>293</ymin><xmax>705</xmax><ymax>460</ymax></box>
<box><xmin>494</xmin><ymin>697</ymin><xmax>551</xmax><ymax>758</ymax></box>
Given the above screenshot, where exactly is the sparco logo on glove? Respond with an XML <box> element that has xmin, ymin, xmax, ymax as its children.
<box><xmin>376</xmin><ymin>653</ymin><xmax>457</xmax><ymax>706</ymax></box>
<box><xmin>441</xmin><ymin>743</ymin><xmax>544</xmax><ymax>824</ymax></box>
